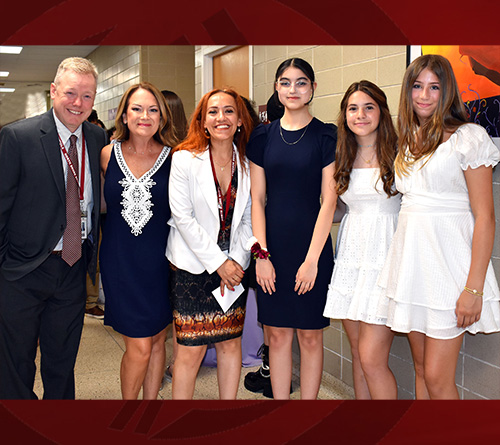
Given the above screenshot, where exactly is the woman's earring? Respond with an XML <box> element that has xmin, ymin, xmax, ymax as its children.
<box><xmin>204</xmin><ymin>128</ymin><xmax>210</xmax><ymax>137</ymax></box>
<box><xmin>237</xmin><ymin>126</ymin><xmax>241</xmax><ymax>133</ymax></box>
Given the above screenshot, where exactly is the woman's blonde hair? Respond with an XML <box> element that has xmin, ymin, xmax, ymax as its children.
<box><xmin>395</xmin><ymin>54</ymin><xmax>467</xmax><ymax>177</ymax></box>
<box><xmin>114</xmin><ymin>82</ymin><xmax>178</xmax><ymax>148</ymax></box>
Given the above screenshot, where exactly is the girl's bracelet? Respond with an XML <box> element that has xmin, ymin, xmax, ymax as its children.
<box><xmin>251</xmin><ymin>242</ymin><xmax>270</xmax><ymax>260</ymax></box>
<box><xmin>464</xmin><ymin>286</ymin><xmax>483</xmax><ymax>297</ymax></box>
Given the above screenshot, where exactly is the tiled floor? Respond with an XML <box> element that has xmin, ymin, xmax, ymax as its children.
<box><xmin>33</xmin><ymin>313</ymin><xmax>354</xmax><ymax>400</ymax></box>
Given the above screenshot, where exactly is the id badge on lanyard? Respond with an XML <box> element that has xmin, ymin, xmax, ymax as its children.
<box><xmin>80</xmin><ymin>201</ymin><xmax>88</xmax><ymax>239</ymax></box>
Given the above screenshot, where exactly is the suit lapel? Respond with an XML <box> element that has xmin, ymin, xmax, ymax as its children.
<box><xmin>40</xmin><ymin>111</ymin><xmax>65</xmax><ymax>205</ymax></box>
<box><xmin>193</xmin><ymin>148</ymin><xmax>219</xmax><ymax>220</ymax></box>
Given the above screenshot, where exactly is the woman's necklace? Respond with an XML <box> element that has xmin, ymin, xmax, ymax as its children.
<box><xmin>128</xmin><ymin>144</ymin><xmax>153</xmax><ymax>155</ymax></box>
<box><xmin>358</xmin><ymin>144</ymin><xmax>376</xmax><ymax>164</ymax></box>
<box><xmin>280</xmin><ymin>123</ymin><xmax>310</xmax><ymax>146</ymax></box>
<box><xmin>212</xmin><ymin>155</ymin><xmax>232</xmax><ymax>171</ymax></box>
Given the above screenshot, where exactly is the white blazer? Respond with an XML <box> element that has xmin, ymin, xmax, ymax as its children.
<box><xmin>166</xmin><ymin>144</ymin><xmax>252</xmax><ymax>275</ymax></box>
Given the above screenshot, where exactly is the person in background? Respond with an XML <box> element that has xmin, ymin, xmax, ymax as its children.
<box><xmin>323</xmin><ymin>80</ymin><xmax>400</xmax><ymax>399</ymax></box>
<box><xmin>160</xmin><ymin>89</ymin><xmax>189</xmax><ymax>384</ymax></box>
<box><xmin>166</xmin><ymin>88</ymin><xmax>253</xmax><ymax>399</ymax></box>
<box><xmin>0</xmin><ymin>57</ymin><xmax>105</xmax><ymax>399</ymax></box>
<box><xmin>88</xmin><ymin>109</ymin><xmax>99</xmax><ymax>125</ymax></box>
<box><xmin>85</xmin><ymin>109</ymin><xmax>107</xmax><ymax>319</ymax></box>
<box><xmin>378</xmin><ymin>54</ymin><xmax>500</xmax><ymax>399</ymax></box>
<box><xmin>107</xmin><ymin>126</ymin><xmax>117</xmax><ymax>142</ymax></box>
<box><xmin>100</xmin><ymin>82</ymin><xmax>178</xmax><ymax>399</ymax></box>
<box><xmin>246</xmin><ymin>58</ymin><xmax>337</xmax><ymax>399</ymax></box>
<box><xmin>161</xmin><ymin>90</ymin><xmax>188</xmax><ymax>142</ymax></box>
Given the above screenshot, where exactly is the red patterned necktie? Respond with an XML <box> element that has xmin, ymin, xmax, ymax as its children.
<box><xmin>61</xmin><ymin>135</ymin><xmax>82</xmax><ymax>266</ymax></box>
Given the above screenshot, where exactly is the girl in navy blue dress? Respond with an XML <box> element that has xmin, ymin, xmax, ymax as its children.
<box><xmin>246</xmin><ymin>58</ymin><xmax>337</xmax><ymax>399</ymax></box>
<box><xmin>100</xmin><ymin>82</ymin><xmax>178</xmax><ymax>399</ymax></box>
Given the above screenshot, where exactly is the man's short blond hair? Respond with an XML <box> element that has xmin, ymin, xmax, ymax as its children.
<box><xmin>53</xmin><ymin>57</ymin><xmax>98</xmax><ymax>85</ymax></box>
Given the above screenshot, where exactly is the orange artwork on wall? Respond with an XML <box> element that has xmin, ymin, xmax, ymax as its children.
<box><xmin>422</xmin><ymin>45</ymin><xmax>500</xmax><ymax>137</ymax></box>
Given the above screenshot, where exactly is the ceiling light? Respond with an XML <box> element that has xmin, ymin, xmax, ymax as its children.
<box><xmin>0</xmin><ymin>87</ymin><xmax>15</xmax><ymax>92</ymax></box>
<box><xmin>0</xmin><ymin>71</ymin><xmax>9</xmax><ymax>77</ymax></box>
<box><xmin>0</xmin><ymin>46</ymin><xmax>23</xmax><ymax>54</ymax></box>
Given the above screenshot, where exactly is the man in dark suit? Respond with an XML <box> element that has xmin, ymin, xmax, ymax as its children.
<box><xmin>0</xmin><ymin>57</ymin><xmax>106</xmax><ymax>399</ymax></box>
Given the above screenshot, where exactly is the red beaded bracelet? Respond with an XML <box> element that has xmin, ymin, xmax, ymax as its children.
<box><xmin>251</xmin><ymin>242</ymin><xmax>270</xmax><ymax>260</ymax></box>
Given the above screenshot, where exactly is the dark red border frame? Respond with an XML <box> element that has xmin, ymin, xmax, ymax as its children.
<box><xmin>2</xmin><ymin>0</ymin><xmax>500</xmax><ymax>443</ymax></box>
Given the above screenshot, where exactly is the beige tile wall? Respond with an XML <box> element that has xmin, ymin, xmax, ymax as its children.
<box><xmin>250</xmin><ymin>45</ymin><xmax>500</xmax><ymax>400</ymax></box>
<box><xmin>88</xmin><ymin>46</ymin><xmax>195</xmax><ymax>131</ymax></box>
<box><xmin>0</xmin><ymin>85</ymin><xmax>51</xmax><ymax>127</ymax></box>
<box><xmin>141</xmin><ymin>46</ymin><xmax>195</xmax><ymax>120</ymax></box>
<box><xmin>251</xmin><ymin>45</ymin><xmax>405</xmax><ymax>124</ymax></box>
<box><xmin>88</xmin><ymin>46</ymin><xmax>141</xmax><ymax>130</ymax></box>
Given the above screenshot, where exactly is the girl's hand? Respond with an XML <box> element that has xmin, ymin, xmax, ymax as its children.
<box><xmin>455</xmin><ymin>290</ymin><xmax>483</xmax><ymax>328</ymax></box>
<box><xmin>256</xmin><ymin>259</ymin><xmax>276</xmax><ymax>294</ymax></box>
<box><xmin>295</xmin><ymin>260</ymin><xmax>318</xmax><ymax>295</ymax></box>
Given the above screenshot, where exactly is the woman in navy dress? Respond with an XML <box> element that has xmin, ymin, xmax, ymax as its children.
<box><xmin>100</xmin><ymin>82</ymin><xmax>178</xmax><ymax>399</ymax></box>
<box><xmin>246</xmin><ymin>58</ymin><xmax>337</xmax><ymax>399</ymax></box>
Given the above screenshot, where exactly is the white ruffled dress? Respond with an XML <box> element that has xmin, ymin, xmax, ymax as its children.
<box><xmin>378</xmin><ymin>123</ymin><xmax>500</xmax><ymax>339</ymax></box>
<box><xmin>323</xmin><ymin>168</ymin><xmax>401</xmax><ymax>324</ymax></box>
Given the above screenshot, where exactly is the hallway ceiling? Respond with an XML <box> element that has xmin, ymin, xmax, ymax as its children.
<box><xmin>0</xmin><ymin>46</ymin><xmax>98</xmax><ymax>89</ymax></box>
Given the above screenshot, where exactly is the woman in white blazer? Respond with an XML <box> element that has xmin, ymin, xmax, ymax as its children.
<box><xmin>166</xmin><ymin>88</ymin><xmax>254</xmax><ymax>399</ymax></box>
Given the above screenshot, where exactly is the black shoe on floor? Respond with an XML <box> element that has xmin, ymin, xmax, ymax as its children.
<box><xmin>244</xmin><ymin>364</ymin><xmax>271</xmax><ymax>393</ymax></box>
<box><xmin>243</xmin><ymin>344</ymin><xmax>293</xmax><ymax>398</ymax></box>
<box><xmin>244</xmin><ymin>344</ymin><xmax>271</xmax><ymax>394</ymax></box>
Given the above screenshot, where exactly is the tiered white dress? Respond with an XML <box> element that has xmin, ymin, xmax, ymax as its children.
<box><xmin>323</xmin><ymin>168</ymin><xmax>401</xmax><ymax>324</ymax></box>
<box><xmin>378</xmin><ymin>123</ymin><xmax>500</xmax><ymax>339</ymax></box>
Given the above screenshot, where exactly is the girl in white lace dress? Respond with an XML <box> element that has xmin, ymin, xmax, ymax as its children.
<box><xmin>378</xmin><ymin>54</ymin><xmax>500</xmax><ymax>399</ymax></box>
<box><xmin>323</xmin><ymin>81</ymin><xmax>401</xmax><ymax>399</ymax></box>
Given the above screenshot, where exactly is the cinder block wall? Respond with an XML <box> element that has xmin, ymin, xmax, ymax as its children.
<box><xmin>89</xmin><ymin>46</ymin><xmax>195</xmax><ymax>131</ymax></box>
<box><xmin>140</xmin><ymin>46</ymin><xmax>195</xmax><ymax>119</ymax></box>
<box><xmin>89</xmin><ymin>46</ymin><xmax>141</xmax><ymax>130</ymax></box>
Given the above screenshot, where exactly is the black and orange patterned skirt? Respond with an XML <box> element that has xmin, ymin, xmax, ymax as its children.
<box><xmin>169</xmin><ymin>264</ymin><xmax>248</xmax><ymax>346</ymax></box>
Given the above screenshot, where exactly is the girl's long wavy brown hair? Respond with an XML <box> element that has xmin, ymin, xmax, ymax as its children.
<box><xmin>114</xmin><ymin>82</ymin><xmax>178</xmax><ymax>148</ymax></box>
<box><xmin>334</xmin><ymin>80</ymin><xmax>398</xmax><ymax>197</ymax></box>
<box><xmin>395</xmin><ymin>54</ymin><xmax>468</xmax><ymax>177</ymax></box>
<box><xmin>172</xmin><ymin>88</ymin><xmax>254</xmax><ymax>169</ymax></box>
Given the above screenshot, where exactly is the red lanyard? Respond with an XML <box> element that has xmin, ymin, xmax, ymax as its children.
<box><xmin>58</xmin><ymin>133</ymin><xmax>86</xmax><ymax>201</ymax></box>
<box><xmin>209</xmin><ymin>148</ymin><xmax>236</xmax><ymax>231</ymax></box>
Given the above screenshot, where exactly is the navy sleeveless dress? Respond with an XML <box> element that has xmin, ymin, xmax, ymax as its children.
<box><xmin>246</xmin><ymin>118</ymin><xmax>337</xmax><ymax>329</ymax></box>
<box><xmin>100</xmin><ymin>142</ymin><xmax>173</xmax><ymax>338</ymax></box>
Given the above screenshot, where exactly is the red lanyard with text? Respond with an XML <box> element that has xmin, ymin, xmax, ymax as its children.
<box><xmin>209</xmin><ymin>148</ymin><xmax>236</xmax><ymax>231</ymax></box>
<box><xmin>58</xmin><ymin>133</ymin><xmax>86</xmax><ymax>201</ymax></box>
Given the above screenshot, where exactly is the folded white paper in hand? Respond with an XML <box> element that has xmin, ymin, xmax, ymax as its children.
<box><xmin>212</xmin><ymin>283</ymin><xmax>245</xmax><ymax>313</ymax></box>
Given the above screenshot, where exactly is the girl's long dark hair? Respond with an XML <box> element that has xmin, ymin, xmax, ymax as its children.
<box><xmin>334</xmin><ymin>80</ymin><xmax>398</xmax><ymax>197</ymax></box>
